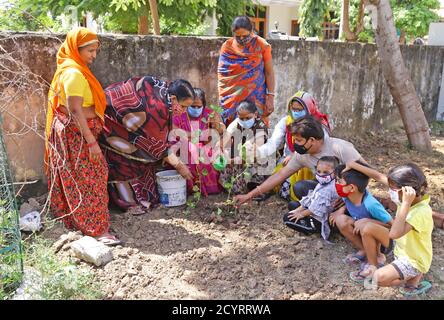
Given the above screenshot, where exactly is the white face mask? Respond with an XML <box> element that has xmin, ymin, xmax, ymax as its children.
<box><xmin>389</xmin><ymin>189</ymin><xmax>401</xmax><ymax>205</ymax></box>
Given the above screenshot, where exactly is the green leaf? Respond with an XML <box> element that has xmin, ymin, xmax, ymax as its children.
<box><xmin>223</xmin><ymin>182</ymin><xmax>232</xmax><ymax>190</ymax></box>
<box><xmin>192</xmin><ymin>185</ymin><xmax>200</xmax><ymax>192</ymax></box>
<box><xmin>201</xmin><ymin>168</ymin><xmax>208</xmax><ymax>176</ymax></box>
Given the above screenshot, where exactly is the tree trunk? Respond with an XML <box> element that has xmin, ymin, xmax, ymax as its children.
<box><xmin>342</xmin><ymin>0</ymin><xmax>365</xmax><ymax>41</ymax></box>
<box><xmin>339</xmin><ymin>0</ymin><xmax>345</xmax><ymax>39</ymax></box>
<box><xmin>342</xmin><ymin>0</ymin><xmax>356</xmax><ymax>40</ymax></box>
<box><xmin>138</xmin><ymin>15</ymin><xmax>149</xmax><ymax>35</ymax></box>
<box><xmin>399</xmin><ymin>30</ymin><xmax>406</xmax><ymax>44</ymax></box>
<box><xmin>366</xmin><ymin>0</ymin><xmax>432</xmax><ymax>152</ymax></box>
<box><xmin>148</xmin><ymin>0</ymin><xmax>161</xmax><ymax>35</ymax></box>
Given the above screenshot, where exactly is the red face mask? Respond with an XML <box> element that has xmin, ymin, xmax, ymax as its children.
<box><xmin>335</xmin><ymin>183</ymin><xmax>352</xmax><ymax>198</ymax></box>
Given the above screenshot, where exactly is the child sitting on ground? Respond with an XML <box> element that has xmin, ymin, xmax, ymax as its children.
<box><xmin>329</xmin><ymin>161</ymin><xmax>393</xmax><ymax>280</ymax></box>
<box><xmin>283</xmin><ymin>156</ymin><xmax>340</xmax><ymax>240</ymax></box>
<box><xmin>345</xmin><ymin>161</ymin><xmax>433</xmax><ymax>296</ymax></box>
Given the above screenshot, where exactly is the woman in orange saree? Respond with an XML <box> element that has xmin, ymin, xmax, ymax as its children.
<box><xmin>218</xmin><ymin>16</ymin><xmax>276</xmax><ymax>126</ymax></box>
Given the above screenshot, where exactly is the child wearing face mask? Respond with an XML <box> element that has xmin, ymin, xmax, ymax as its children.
<box><xmin>343</xmin><ymin>161</ymin><xmax>433</xmax><ymax>296</ymax></box>
<box><xmin>283</xmin><ymin>156</ymin><xmax>340</xmax><ymax>240</ymax></box>
<box><xmin>172</xmin><ymin>88</ymin><xmax>225</xmax><ymax>196</ymax></box>
<box><xmin>219</xmin><ymin>100</ymin><xmax>269</xmax><ymax>196</ymax></box>
<box><xmin>330</xmin><ymin>162</ymin><xmax>394</xmax><ymax>282</ymax></box>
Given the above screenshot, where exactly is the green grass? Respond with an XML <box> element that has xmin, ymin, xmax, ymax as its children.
<box><xmin>21</xmin><ymin>237</ymin><xmax>104</xmax><ymax>300</ymax></box>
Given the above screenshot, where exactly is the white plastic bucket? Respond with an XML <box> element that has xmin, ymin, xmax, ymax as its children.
<box><xmin>156</xmin><ymin>170</ymin><xmax>187</xmax><ymax>207</ymax></box>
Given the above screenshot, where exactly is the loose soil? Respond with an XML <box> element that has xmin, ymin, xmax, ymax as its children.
<box><xmin>39</xmin><ymin>130</ymin><xmax>444</xmax><ymax>300</ymax></box>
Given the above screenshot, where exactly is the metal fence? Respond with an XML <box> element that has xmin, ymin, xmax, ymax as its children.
<box><xmin>0</xmin><ymin>114</ymin><xmax>23</xmax><ymax>298</ymax></box>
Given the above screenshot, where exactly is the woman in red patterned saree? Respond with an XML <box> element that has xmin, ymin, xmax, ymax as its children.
<box><xmin>46</xmin><ymin>28</ymin><xmax>120</xmax><ymax>245</ymax></box>
<box><xmin>100</xmin><ymin>77</ymin><xmax>194</xmax><ymax>213</ymax></box>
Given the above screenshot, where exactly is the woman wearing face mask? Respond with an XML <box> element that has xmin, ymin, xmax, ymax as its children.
<box><xmin>99</xmin><ymin>77</ymin><xmax>194</xmax><ymax>214</ymax></box>
<box><xmin>256</xmin><ymin>91</ymin><xmax>331</xmax><ymax>202</ymax></box>
<box><xmin>172</xmin><ymin>88</ymin><xmax>225</xmax><ymax>196</ymax></box>
<box><xmin>219</xmin><ymin>100</ymin><xmax>269</xmax><ymax>196</ymax></box>
<box><xmin>218</xmin><ymin>15</ymin><xmax>276</xmax><ymax>126</ymax></box>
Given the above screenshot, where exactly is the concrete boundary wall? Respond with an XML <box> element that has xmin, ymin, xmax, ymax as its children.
<box><xmin>1</xmin><ymin>32</ymin><xmax>444</xmax><ymax>181</ymax></box>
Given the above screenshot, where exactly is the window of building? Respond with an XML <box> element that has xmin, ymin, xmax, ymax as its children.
<box><xmin>246</xmin><ymin>5</ymin><xmax>267</xmax><ymax>38</ymax></box>
<box><xmin>322</xmin><ymin>11</ymin><xmax>339</xmax><ymax>40</ymax></box>
<box><xmin>291</xmin><ymin>20</ymin><xmax>300</xmax><ymax>36</ymax></box>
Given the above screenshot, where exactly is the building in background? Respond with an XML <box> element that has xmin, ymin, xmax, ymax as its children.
<box><xmin>248</xmin><ymin>0</ymin><xmax>339</xmax><ymax>40</ymax></box>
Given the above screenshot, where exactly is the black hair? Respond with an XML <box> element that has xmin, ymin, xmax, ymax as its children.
<box><xmin>232</xmin><ymin>16</ymin><xmax>253</xmax><ymax>32</ymax></box>
<box><xmin>168</xmin><ymin>79</ymin><xmax>195</xmax><ymax>102</ymax></box>
<box><xmin>387</xmin><ymin>163</ymin><xmax>428</xmax><ymax>196</ymax></box>
<box><xmin>317</xmin><ymin>156</ymin><xmax>340</xmax><ymax>170</ymax></box>
<box><xmin>236</xmin><ymin>100</ymin><xmax>257</xmax><ymax>114</ymax></box>
<box><xmin>288</xmin><ymin>115</ymin><xmax>324</xmax><ymax>140</ymax></box>
<box><xmin>335</xmin><ymin>160</ymin><xmax>370</xmax><ymax>193</ymax></box>
<box><xmin>193</xmin><ymin>88</ymin><xmax>206</xmax><ymax>107</ymax></box>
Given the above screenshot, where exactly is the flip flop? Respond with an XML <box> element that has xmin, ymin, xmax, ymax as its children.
<box><xmin>399</xmin><ymin>281</ymin><xmax>432</xmax><ymax>297</ymax></box>
<box><xmin>350</xmin><ymin>264</ymin><xmax>378</xmax><ymax>284</ymax></box>
<box><xmin>97</xmin><ymin>234</ymin><xmax>122</xmax><ymax>246</ymax></box>
<box><xmin>343</xmin><ymin>252</ymin><xmax>367</xmax><ymax>265</ymax></box>
<box><xmin>349</xmin><ymin>269</ymin><xmax>369</xmax><ymax>283</ymax></box>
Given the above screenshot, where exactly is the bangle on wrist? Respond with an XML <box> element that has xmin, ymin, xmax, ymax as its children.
<box><xmin>266</xmin><ymin>90</ymin><xmax>275</xmax><ymax>96</ymax></box>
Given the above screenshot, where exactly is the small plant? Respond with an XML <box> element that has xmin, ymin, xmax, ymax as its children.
<box><xmin>208</xmin><ymin>104</ymin><xmax>224</xmax><ymax>115</ymax></box>
<box><xmin>222</xmin><ymin>166</ymin><xmax>252</xmax><ymax>215</ymax></box>
<box><xmin>184</xmin><ymin>157</ymin><xmax>209</xmax><ymax>214</ymax></box>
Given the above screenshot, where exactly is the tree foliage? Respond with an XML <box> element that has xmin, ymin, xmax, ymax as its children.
<box><xmin>299</xmin><ymin>0</ymin><xmax>331</xmax><ymax>38</ymax></box>
<box><xmin>390</xmin><ymin>0</ymin><xmax>440</xmax><ymax>40</ymax></box>
<box><xmin>298</xmin><ymin>0</ymin><xmax>441</xmax><ymax>42</ymax></box>
<box><xmin>215</xmin><ymin>0</ymin><xmax>254</xmax><ymax>36</ymax></box>
<box><xmin>0</xmin><ymin>0</ymin><xmax>257</xmax><ymax>36</ymax></box>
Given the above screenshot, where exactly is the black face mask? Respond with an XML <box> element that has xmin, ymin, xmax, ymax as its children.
<box><xmin>293</xmin><ymin>139</ymin><xmax>312</xmax><ymax>155</ymax></box>
<box><xmin>235</xmin><ymin>35</ymin><xmax>252</xmax><ymax>46</ymax></box>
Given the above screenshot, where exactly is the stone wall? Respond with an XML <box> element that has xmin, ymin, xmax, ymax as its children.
<box><xmin>1</xmin><ymin>32</ymin><xmax>444</xmax><ymax>181</ymax></box>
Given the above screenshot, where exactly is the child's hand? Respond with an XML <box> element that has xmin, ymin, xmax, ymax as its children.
<box><xmin>353</xmin><ymin>219</ymin><xmax>368</xmax><ymax>235</ymax></box>
<box><xmin>401</xmin><ymin>186</ymin><xmax>416</xmax><ymax>206</ymax></box>
<box><xmin>329</xmin><ymin>207</ymin><xmax>345</xmax><ymax>227</ymax></box>
<box><xmin>288</xmin><ymin>210</ymin><xmax>305</xmax><ymax>223</ymax></box>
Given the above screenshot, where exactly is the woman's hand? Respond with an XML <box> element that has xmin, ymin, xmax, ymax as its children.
<box><xmin>282</xmin><ymin>155</ymin><xmax>292</xmax><ymax>167</ymax></box>
<box><xmin>88</xmin><ymin>142</ymin><xmax>102</xmax><ymax>163</ymax></box>
<box><xmin>264</xmin><ymin>94</ymin><xmax>275</xmax><ymax>116</ymax></box>
<box><xmin>176</xmin><ymin>162</ymin><xmax>193</xmax><ymax>180</ymax></box>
